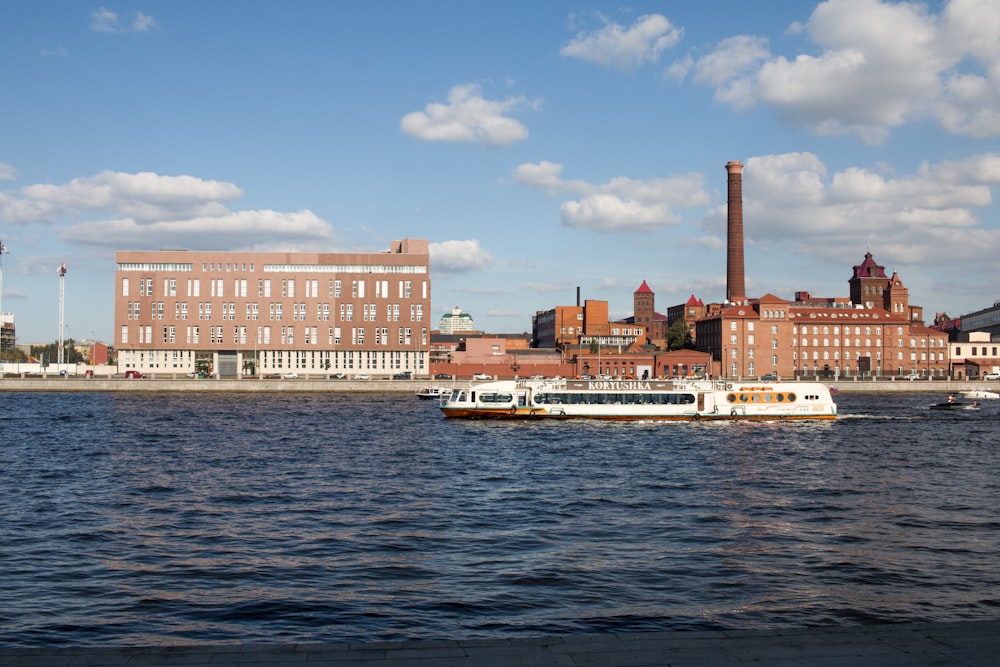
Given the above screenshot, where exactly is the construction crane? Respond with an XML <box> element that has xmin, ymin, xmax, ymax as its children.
<box><xmin>58</xmin><ymin>262</ymin><xmax>67</xmax><ymax>365</ymax></box>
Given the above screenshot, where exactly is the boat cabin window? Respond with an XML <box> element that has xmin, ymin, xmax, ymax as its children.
<box><xmin>531</xmin><ymin>392</ymin><xmax>694</xmax><ymax>405</ymax></box>
<box><xmin>729</xmin><ymin>392</ymin><xmax>797</xmax><ymax>403</ymax></box>
<box><xmin>479</xmin><ymin>392</ymin><xmax>513</xmax><ymax>404</ymax></box>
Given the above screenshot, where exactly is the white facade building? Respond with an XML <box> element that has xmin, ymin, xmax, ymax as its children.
<box><xmin>439</xmin><ymin>306</ymin><xmax>475</xmax><ymax>334</ymax></box>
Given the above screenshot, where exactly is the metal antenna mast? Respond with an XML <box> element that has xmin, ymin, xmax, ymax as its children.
<box><xmin>58</xmin><ymin>263</ymin><xmax>67</xmax><ymax>365</ymax></box>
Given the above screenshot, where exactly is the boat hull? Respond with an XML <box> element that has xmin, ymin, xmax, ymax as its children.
<box><xmin>440</xmin><ymin>408</ymin><xmax>836</xmax><ymax>421</ymax></box>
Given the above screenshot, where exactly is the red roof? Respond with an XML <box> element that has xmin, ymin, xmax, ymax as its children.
<box><xmin>685</xmin><ymin>294</ymin><xmax>703</xmax><ymax>306</ymax></box>
<box><xmin>635</xmin><ymin>280</ymin><xmax>653</xmax><ymax>294</ymax></box>
<box><xmin>853</xmin><ymin>251</ymin><xmax>887</xmax><ymax>279</ymax></box>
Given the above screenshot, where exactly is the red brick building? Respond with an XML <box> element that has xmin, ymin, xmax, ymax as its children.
<box><xmin>694</xmin><ymin>251</ymin><xmax>948</xmax><ymax>379</ymax></box>
<box><xmin>114</xmin><ymin>239</ymin><xmax>431</xmax><ymax>378</ymax></box>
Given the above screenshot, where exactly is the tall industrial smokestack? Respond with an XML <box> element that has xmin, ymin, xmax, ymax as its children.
<box><xmin>725</xmin><ymin>161</ymin><xmax>745</xmax><ymax>302</ymax></box>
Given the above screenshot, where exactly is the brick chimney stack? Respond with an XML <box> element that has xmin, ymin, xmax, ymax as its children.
<box><xmin>725</xmin><ymin>160</ymin><xmax>746</xmax><ymax>302</ymax></box>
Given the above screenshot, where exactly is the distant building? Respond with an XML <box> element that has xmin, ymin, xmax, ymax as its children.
<box><xmin>949</xmin><ymin>331</ymin><xmax>1000</xmax><ymax>379</ymax></box>
<box><xmin>694</xmin><ymin>251</ymin><xmax>948</xmax><ymax>379</ymax></box>
<box><xmin>622</xmin><ymin>281</ymin><xmax>669</xmax><ymax>344</ymax></box>
<box><xmin>667</xmin><ymin>294</ymin><xmax>706</xmax><ymax>345</ymax></box>
<box><xmin>0</xmin><ymin>313</ymin><xmax>14</xmax><ymax>353</ymax></box>
<box><xmin>439</xmin><ymin>307</ymin><xmax>475</xmax><ymax>334</ymax></box>
<box><xmin>533</xmin><ymin>299</ymin><xmax>645</xmax><ymax>351</ymax></box>
<box><xmin>957</xmin><ymin>301</ymin><xmax>1000</xmax><ymax>338</ymax></box>
<box><xmin>114</xmin><ymin>239</ymin><xmax>430</xmax><ymax>378</ymax></box>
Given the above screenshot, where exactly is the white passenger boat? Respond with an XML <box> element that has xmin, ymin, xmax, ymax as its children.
<box><xmin>439</xmin><ymin>378</ymin><xmax>837</xmax><ymax>421</ymax></box>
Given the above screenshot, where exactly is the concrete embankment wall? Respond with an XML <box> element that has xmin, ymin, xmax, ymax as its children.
<box><xmin>1</xmin><ymin>377</ymin><xmax>995</xmax><ymax>393</ymax></box>
<box><xmin>0</xmin><ymin>378</ymin><xmax>431</xmax><ymax>393</ymax></box>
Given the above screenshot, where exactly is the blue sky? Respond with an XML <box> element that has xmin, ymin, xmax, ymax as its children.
<box><xmin>2</xmin><ymin>0</ymin><xmax>999</xmax><ymax>344</ymax></box>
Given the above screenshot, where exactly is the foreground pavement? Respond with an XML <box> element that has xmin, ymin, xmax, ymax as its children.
<box><xmin>2</xmin><ymin>619</ymin><xmax>998</xmax><ymax>666</ymax></box>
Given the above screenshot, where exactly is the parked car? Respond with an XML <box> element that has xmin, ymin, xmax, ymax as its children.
<box><xmin>353</xmin><ymin>373</ymin><xmax>370</xmax><ymax>380</ymax></box>
<box><xmin>124</xmin><ymin>370</ymin><xmax>144</xmax><ymax>379</ymax></box>
<box><xmin>761</xmin><ymin>373</ymin><xmax>778</xmax><ymax>380</ymax></box>
<box><xmin>331</xmin><ymin>373</ymin><xmax>347</xmax><ymax>379</ymax></box>
<box><xmin>392</xmin><ymin>371</ymin><xmax>412</xmax><ymax>379</ymax></box>
<box><xmin>283</xmin><ymin>372</ymin><xmax>299</xmax><ymax>379</ymax></box>
<box><xmin>472</xmin><ymin>373</ymin><xmax>492</xmax><ymax>380</ymax></box>
<box><xmin>984</xmin><ymin>372</ymin><xmax>1000</xmax><ymax>381</ymax></box>
<box><xmin>434</xmin><ymin>373</ymin><xmax>453</xmax><ymax>380</ymax></box>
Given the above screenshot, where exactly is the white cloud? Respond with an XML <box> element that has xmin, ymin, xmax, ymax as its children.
<box><xmin>400</xmin><ymin>84</ymin><xmax>537</xmax><ymax>147</ymax></box>
<box><xmin>691</xmin><ymin>35</ymin><xmax>769</xmax><ymax>89</ymax></box>
<box><xmin>429</xmin><ymin>239</ymin><xmax>493</xmax><ymax>273</ymax></box>
<box><xmin>91</xmin><ymin>6</ymin><xmax>158</xmax><ymax>33</ymax></box>
<box><xmin>90</xmin><ymin>7</ymin><xmax>118</xmax><ymax>32</ymax></box>
<box><xmin>519</xmin><ymin>280</ymin><xmax>572</xmax><ymax>294</ymax></box>
<box><xmin>0</xmin><ymin>162</ymin><xmax>17</xmax><ymax>180</ymax></box>
<box><xmin>132</xmin><ymin>12</ymin><xmax>157</xmax><ymax>32</ymax></box>
<box><xmin>0</xmin><ymin>170</ymin><xmax>335</xmax><ymax>250</ymax></box>
<box><xmin>62</xmin><ymin>210</ymin><xmax>333</xmax><ymax>250</ymax></box>
<box><xmin>561</xmin><ymin>13</ymin><xmax>683</xmax><ymax>70</ymax></box>
<box><xmin>562</xmin><ymin>194</ymin><xmax>680</xmax><ymax>232</ymax></box>
<box><xmin>683</xmin><ymin>0</ymin><xmax>1000</xmax><ymax>142</ymax></box>
<box><xmin>2</xmin><ymin>171</ymin><xmax>242</xmax><ymax>224</ymax></box>
<box><xmin>708</xmin><ymin>152</ymin><xmax>1000</xmax><ymax>269</ymax></box>
<box><xmin>512</xmin><ymin>161</ymin><xmax>709</xmax><ymax>232</ymax></box>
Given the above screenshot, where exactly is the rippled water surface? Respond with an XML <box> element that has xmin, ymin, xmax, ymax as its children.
<box><xmin>2</xmin><ymin>390</ymin><xmax>999</xmax><ymax>646</ymax></box>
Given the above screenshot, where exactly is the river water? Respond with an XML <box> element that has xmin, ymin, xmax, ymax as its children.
<box><xmin>1</xmin><ymin>390</ymin><xmax>998</xmax><ymax>646</ymax></box>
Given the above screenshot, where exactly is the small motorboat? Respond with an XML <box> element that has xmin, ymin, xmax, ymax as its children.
<box><xmin>416</xmin><ymin>386</ymin><xmax>452</xmax><ymax>400</ymax></box>
<box><xmin>961</xmin><ymin>389</ymin><xmax>999</xmax><ymax>400</ymax></box>
<box><xmin>930</xmin><ymin>395</ymin><xmax>979</xmax><ymax>410</ymax></box>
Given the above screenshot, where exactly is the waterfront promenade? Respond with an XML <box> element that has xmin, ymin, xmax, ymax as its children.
<box><xmin>2</xmin><ymin>619</ymin><xmax>998</xmax><ymax>665</ymax></box>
